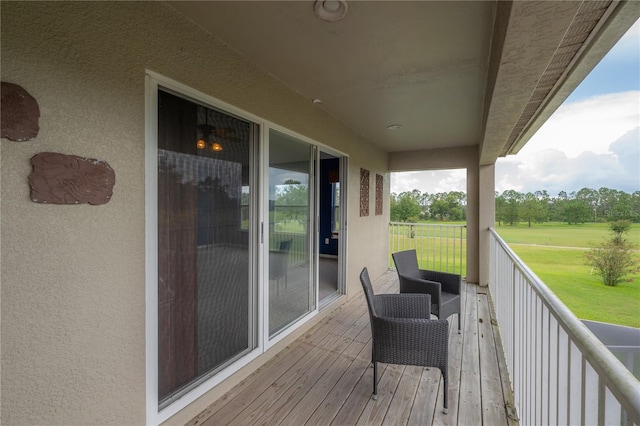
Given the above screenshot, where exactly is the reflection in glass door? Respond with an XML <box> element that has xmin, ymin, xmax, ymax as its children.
<box><xmin>268</xmin><ymin>130</ymin><xmax>315</xmax><ymax>336</ymax></box>
<box><xmin>156</xmin><ymin>89</ymin><xmax>257</xmax><ymax>406</ymax></box>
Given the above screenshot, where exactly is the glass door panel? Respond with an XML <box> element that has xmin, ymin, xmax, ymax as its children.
<box><xmin>268</xmin><ymin>130</ymin><xmax>315</xmax><ymax>336</ymax></box>
<box><xmin>157</xmin><ymin>89</ymin><xmax>256</xmax><ymax>405</ymax></box>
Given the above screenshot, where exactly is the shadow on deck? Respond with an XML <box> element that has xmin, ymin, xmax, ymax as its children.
<box><xmin>187</xmin><ymin>271</ymin><xmax>517</xmax><ymax>426</ymax></box>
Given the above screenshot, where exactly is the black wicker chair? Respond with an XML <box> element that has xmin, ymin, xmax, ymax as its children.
<box><xmin>392</xmin><ymin>249</ymin><xmax>462</xmax><ymax>333</ymax></box>
<box><xmin>269</xmin><ymin>240</ymin><xmax>292</xmax><ymax>294</ymax></box>
<box><xmin>359</xmin><ymin>268</ymin><xmax>449</xmax><ymax>413</ymax></box>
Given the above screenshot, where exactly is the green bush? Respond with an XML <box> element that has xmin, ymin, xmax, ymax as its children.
<box><xmin>584</xmin><ymin>220</ymin><xmax>637</xmax><ymax>286</ymax></box>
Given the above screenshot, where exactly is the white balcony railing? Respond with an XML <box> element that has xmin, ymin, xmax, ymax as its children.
<box><xmin>489</xmin><ymin>228</ymin><xmax>640</xmax><ymax>425</ymax></box>
<box><xmin>389</xmin><ymin>222</ymin><xmax>466</xmax><ymax>276</ymax></box>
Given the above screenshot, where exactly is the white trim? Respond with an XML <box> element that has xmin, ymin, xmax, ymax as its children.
<box><xmin>144</xmin><ymin>70</ymin><xmax>348</xmax><ymax>424</ymax></box>
<box><xmin>260</xmin><ymin>124</ymin><xmax>270</xmax><ymax>353</ymax></box>
<box><xmin>338</xmin><ymin>156</ymin><xmax>349</xmax><ymax>295</ymax></box>
<box><xmin>315</xmin><ymin>147</ymin><xmax>321</xmax><ymax>312</ymax></box>
<box><xmin>144</xmin><ymin>73</ymin><xmax>160</xmax><ymax>425</ymax></box>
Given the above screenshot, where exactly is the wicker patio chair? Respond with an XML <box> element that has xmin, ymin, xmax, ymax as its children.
<box><xmin>359</xmin><ymin>268</ymin><xmax>449</xmax><ymax>413</ymax></box>
<box><xmin>269</xmin><ymin>239</ymin><xmax>292</xmax><ymax>294</ymax></box>
<box><xmin>392</xmin><ymin>249</ymin><xmax>462</xmax><ymax>333</ymax></box>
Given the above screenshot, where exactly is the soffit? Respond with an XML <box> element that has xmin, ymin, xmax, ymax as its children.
<box><xmin>167</xmin><ymin>1</ymin><xmax>493</xmax><ymax>153</ymax></box>
<box><xmin>166</xmin><ymin>1</ymin><xmax>638</xmax><ymax>166</ymax></box>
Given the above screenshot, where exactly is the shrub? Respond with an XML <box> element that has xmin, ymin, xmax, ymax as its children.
<box><xmin>585</xmin><ymin>226</ymin><xmax>637</xmax><ymax>286</ymax></box>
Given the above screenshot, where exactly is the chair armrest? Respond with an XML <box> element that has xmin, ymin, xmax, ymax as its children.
<box><xmin>420</xmin><ymin>270</ymin><xmax>461</xmax><ymax>295</ymax></box>
<box><xmin>398</xmin><ymin>274</ymin><xmax>441</xmax><ymax>305</ymax></box>
<box><xmin>372</xmin><ymin>317</ymin><xmax>449</xmax><ymax>364</ymax></box>
<box><xmin>374</xmin><ymin>293</ymin><xmax>431</xmax><ymax>319</ymax></box>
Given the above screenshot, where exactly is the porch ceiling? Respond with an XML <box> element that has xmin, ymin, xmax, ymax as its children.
<box><xmin>167</xmin><ymin>1</ymin><xmax>638</xmax><ymax>166</ymax></box>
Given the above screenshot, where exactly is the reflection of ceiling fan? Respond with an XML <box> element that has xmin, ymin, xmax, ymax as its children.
<box><xmin>196</xmin><ymin>124</ymin><xmax>223</xmax><ymax>152</ymax></box>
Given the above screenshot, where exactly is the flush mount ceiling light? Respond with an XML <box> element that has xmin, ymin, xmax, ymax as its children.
<box><xmin>314</xmin><ymin>0</ymin><xmax>348</xmax><ymax>22</ymax></box>
<box><xmin>312</xmin><ymin>98</ymin><xmax>322</xmax><ymax>104</ymax></box>
<box><xmin>387</xmin><ymin>124</ymin><xmax>402</xmax><ymax>130</ymax></box>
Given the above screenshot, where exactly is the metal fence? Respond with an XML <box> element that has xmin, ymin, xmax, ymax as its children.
<box><xmin>271</xmin><ymin>231</ymin><xmax>308</xmax><ymax>266</ymax></box>
<box><xmin>389</xmin><ymin>222</ymin><xmax>466</xmax><ymax>276</ymax></box>
<box><xmin>489</xmin><ymin>228</ymin><xmax>640</xmax><ymax>425</ymax></box>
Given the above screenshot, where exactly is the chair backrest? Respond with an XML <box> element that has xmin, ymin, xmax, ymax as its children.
<box><xmin>392</xmin><ymin>250</ymin><xmax>420</xmax><ymax>279</ymax></box>
<box><xmin>279</xmin><ymin>239</ymin><xmax>292</xmax><ymax>252</ymax></box>
<box><xmin>359</xmin><ymin>268</ymin><xmax>377</xmax><ymax>318</ymax></box>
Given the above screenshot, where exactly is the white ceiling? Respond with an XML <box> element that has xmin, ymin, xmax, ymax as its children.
<box><xmin>167</xmin><ymin>1</ymin><xmax>639</xmax><ymax>165</ymax></box>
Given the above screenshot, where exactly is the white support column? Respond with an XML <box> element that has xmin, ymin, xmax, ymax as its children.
<box><xmin>466</xmin><ymin>164</ymin><xmax>479</xmax><ymax>284</ymax></box>
<box><xmin>478</xmin><ymin>164</ymin><xmax>495</xmax><ymax>287</ymax></box>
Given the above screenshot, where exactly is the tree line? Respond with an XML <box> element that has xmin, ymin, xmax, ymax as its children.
<box><xmin>390</xmin><ymin>187</ymin><xmax>640</xmax><ymax>225</ymax></box>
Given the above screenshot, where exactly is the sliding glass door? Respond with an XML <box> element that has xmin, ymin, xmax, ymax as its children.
<box><xmin>156</xmin><ymin>89</ymin><xmax>257</xmax><ymax>406</ymax></box>
<box><xmin>268</xmin><ymin>130</ymin><xmax>315</xmax><ymax>336</ymax></box>
<box><xmin>150</xmin><ymin>78</ymin><xmax>344</xmax><ymax>416</ymax></box>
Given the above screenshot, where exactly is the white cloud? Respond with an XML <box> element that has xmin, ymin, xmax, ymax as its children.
<box><xmin>496</xmin><ymin>125</ymin><xmax>639</xmax><ymax>195</ymax></box>
<box><xmin>519</xmin><ymin>91</ymin><xmax>639</xmax><ymax>158</ymax></box>
<box><xmin>391</xmin><ymin>169</ymin><xmax>466</xmax><ymax>195</ymax></box>
<box><xmin>497</xmin><ymin>91</ymin><xmax>640</xmax><ymax>194</ymax></box>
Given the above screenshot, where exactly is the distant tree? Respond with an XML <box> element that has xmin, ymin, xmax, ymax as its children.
<box><xmin>520</xmin><ymin>192</ymin><xmax>546</xmax><ymax>227</ymax></box>
<box><xmin>392</xmin><ymin>186</ymin><xmax>637</xmax><ymax>225</ymax></box>
<box><xmin>417</xmin><ymin>191</ymin><xmax>430</xmax><ymax>220</ymax></box>
<box><xmin>276</xmin><ymin>180</ymin><xmax>307</xmax><ymax>205</ymax></box>
<box><xmin>392</xmin><ymin>191</ymin><xmax>421</xmax><ymax>222</ymax></box>
<box><xmin>448</xmin><ymin>191</ymin><xmax>467</xmax><ymax>221</ymax></box>
<box><xmin>501</xmin><ymin>190</ymin><xmax>522</xmax><ymax>225</ymax></box>
<box><xmin>576</xmin><ymin>187</ymin><xmax>599</xmax><ymax>222</ymax></box>
<box><xmin>495</xmin><ymin>192</ymin><xmax>506</xmax><ymax>226</ymax></box>
<box><xmin>430</xmin><ymin>197</ymin><xmax>449</xmax><ymax>221</ymax></box>
<box><xmin>534</xmin><ymin>190</ymin><xmax>550</xmax><ymax>223</ymax></box>
<box><xmin>563</xmin><ymin>199</ymin><xmax>591</xmax><ymax>224</ymax></box>
<box><xmin>631</xmin><ymin>191</ymin><xmax>640</xmax><ymax>223</ymax></box>
<box><xmin>609</xmin><ymin>191</ymin><xmax>634</xmax><ymax>221</ymax></box>
<box><xmin>429</xmin><ymin>191</ymin><xmax>465</xmax><ymax>221</ymax></box>
<box><xmin>390</xmin><ymin>192</ymin><xmax>400</xmax><ymax>221</ymax></box>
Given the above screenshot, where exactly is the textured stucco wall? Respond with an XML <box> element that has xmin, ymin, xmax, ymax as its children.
<box><xmin>0</xmin><ymin>2</ymin><xmax>388</xmax><ymax>424</ymax></box>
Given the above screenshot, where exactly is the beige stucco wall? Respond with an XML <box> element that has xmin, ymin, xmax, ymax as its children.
<box><xmin>0</xmin><ymin>2</ymin><xmax>389</xmax><ymax>424</ymax></box>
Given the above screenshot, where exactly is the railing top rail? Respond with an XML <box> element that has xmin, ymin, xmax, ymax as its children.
<box><xmin>389</xmin><ymin>222</ymin><xmax>466</xmax><ymax>228</ymax></box>
<box><xmin>489</xmin><ymin>227</ymin><xmax>640</xmax><ymax>421</ymax></box>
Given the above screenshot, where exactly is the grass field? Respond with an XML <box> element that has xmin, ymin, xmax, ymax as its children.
<box><xmin>494</xmin><ymin>222</ymin><xmax>640</xmax><ymax>328</ymax></box>
<box><xmin>494</xmin><ymin>221</ymin><xmax>640</xmax><ymax>247</ymax></box>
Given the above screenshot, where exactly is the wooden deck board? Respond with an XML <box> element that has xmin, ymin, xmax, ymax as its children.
<box><xmin>457</xmin><ymin>284</ymin><xmax>482</xmax><ymax>426</ymax></box>
<box><xmin>188</xmin><ymin>272</ymin><xmax>516</xmax><ymax>426</ymax></box>
<box><xmin>478</xmin><ymin>292</ymin><xmax>509</xmax><ymax>426</ymax></box>
<box><xmin>384</xmin><ymin>365</ymin><xmax>422</xmax><ymax>425</ymax></box>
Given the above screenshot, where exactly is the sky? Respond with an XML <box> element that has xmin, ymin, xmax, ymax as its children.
<box><xmin>391</xmin><ymin>19</ymin><xmax>640</xmax><ymax>197</ymax></box>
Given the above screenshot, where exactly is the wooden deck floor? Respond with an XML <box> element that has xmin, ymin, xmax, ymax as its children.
<box><xmin>187</xmin><ymin>271</ymin><xmax>517</xmax><ymax>426</ymax></box>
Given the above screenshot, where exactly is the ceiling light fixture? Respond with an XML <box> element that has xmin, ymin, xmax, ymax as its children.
<box><xmin>312</xmin><ymin>98</ymin><xmax>322</xmax><ymax>104</ymax></box>
<box><xmin>314</xmin><ymin>0</ymin><xmax>348</xmax><ymax>22</ymax></box>
<box><xmin>387</xmin><ymin>124</ymin><xmax>402</xmax><ymax>130</ymax></box>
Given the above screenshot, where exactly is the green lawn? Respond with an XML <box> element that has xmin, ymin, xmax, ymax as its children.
<box><xmin>494</xmin><ymin>221</ymin><xmax>640</xmax><ymax>247</ymax></box>
<box><xmin>494</xmin><ymin>222</ymin><xmax>640</xmax><ymax>328</ymax></box>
